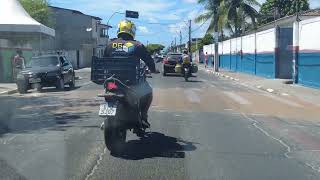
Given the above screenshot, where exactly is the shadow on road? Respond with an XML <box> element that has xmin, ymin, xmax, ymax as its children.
<box><xmin>38</xmin><ymin>86</ymin><xmax>81</xmax><ymax>93</ymax></box>
<box><xmin>0</xmin><ymin>95</ymin><xmax>96</xmax><ymax>135</ymax></box>
<box><xmin>113</xmin><ymin>132</ymin><xmax>197</xmax><ymax>160</ymax></box>
<box><xmin>185</xmin><ymin>80</ymin><xmax>203</xmax><ymax>83</ymax></box>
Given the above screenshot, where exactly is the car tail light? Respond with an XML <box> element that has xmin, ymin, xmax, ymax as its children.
<box><xmin>106</xmin><ymin>82</ymin><xmax>118</xmax><ymax>90</ymax></box>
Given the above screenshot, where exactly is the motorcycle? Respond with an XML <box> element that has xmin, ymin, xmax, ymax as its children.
<box><xmin>175</xmin><ymin>56</ymin><xmax>192</xmax><ymax>82</ymax></box>
<box><xmin>182</xmin><ymin>64</ymin><xmax>191</xmax><ymax>82</ymax></box>
<box><xmin>97</xmin><ymin>65</ymin><xmax>150</xmax><ymax>154</ymax></box>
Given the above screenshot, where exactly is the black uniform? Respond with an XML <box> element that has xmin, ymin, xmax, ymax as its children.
<box><xmin>104</xmin><ymin>37</ymin><xmax>155</xmax><ymax>126</ymax></box>
<box><xmin>104</xmin><ymin>38</ymin><xmax>156</xmax><ymax>72</ymax></box>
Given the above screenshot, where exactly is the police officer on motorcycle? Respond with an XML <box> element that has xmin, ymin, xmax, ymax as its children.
<box><xmin>104</xmin><ymin>19</ymin><xmax>159</xmax><ymax>128</ymax></box>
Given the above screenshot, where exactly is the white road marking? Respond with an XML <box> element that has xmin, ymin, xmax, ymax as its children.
<box><xmin>184</xmin><ymin>89</ymin><xmax>201</xmax><ymax>103</ymax></box>
<box><xmin>266</xmin><ymin>88</ymin><xmax>274</xmax><ymax>93</ymax></box>
<box><xmin>241</xmin><ymin>113</ymin><xmax>291</xmax><ymax>158</ymax></box>
<box><xmin>281</xmin><ymin>93</ymin><xmax>289</xmax><ymax>96</ymax></box>
<box><xmin>262</xmin><ymin>93</ymin><xmax>303</xmax><ymax>108</ymax></box>
<box><xmin>224</xmin><ymin>92</ymin><xmax>251</xmax><ymax>105</ymax></box>
<box><xmin>210</xmin><ymin>84</ymin><xmax>216</xmax><ymax>88</ymax></box>
<box><xmin>85</xmin><ymin>148</ymin><xmax>107</xmax><ymax>180</ymax></box>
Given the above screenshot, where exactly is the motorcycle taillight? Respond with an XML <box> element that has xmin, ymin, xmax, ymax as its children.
<box><xmin>106</xmin><ymin>82</ymin><xmax>118</xmax><ymax>90</ymax></box>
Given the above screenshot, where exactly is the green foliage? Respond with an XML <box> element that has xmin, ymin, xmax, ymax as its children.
<box><xmin>195</xmin><ymin>0</ymin><xmax>260</xmax><ymax>37</ymax></box>
<box><xmin>201</xmin><ymin>33</ymin><xmax>214</xmax><ymax>45</ymax></box>
<box><xmin>259</xmin><ymin>0</ymin><xmax>310</xmax><ymax>24</ymax></box>
<box><xmin>19</xmin><ymin>0</ymin><xmax>54</xmax><ymax>28</ymax></box>
<box><xmin>146</xmin><ymin>44</ymin><xmax>165</xmax><ymax>54</ymax></box>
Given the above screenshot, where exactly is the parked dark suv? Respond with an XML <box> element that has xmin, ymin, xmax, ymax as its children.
<box><xmin>16</xmin><ymin>55</ymin><xmax>75</xmax><ymax>94</ymax></box>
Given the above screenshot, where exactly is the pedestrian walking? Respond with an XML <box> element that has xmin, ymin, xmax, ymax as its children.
<box><xmin>205</xmin><ymin>52</ymin><xmax>208</xmax><ymax>68</ymax></box>
<box><xmin>12</xmin><ymin>50</ymin><xmax>25</xmax><ymax>82</ymax></box>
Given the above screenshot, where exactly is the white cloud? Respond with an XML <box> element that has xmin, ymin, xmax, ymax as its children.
<box><xmin>148</xmin><ymin>17</ymin><xmax>158</xmax><ymax>23</ymax></box>
<box><xmin>183</xmin><ymin>0</ymin><xmax>198</xmax><ymax>3</ymax></box>
<box><xmin>138</xmin><ymin>26</ymin><xmax>150</xmax><ymax>34</ymax></box>
<box><xmin>60</xmin><ymin>0</ymin><xmax>178</xmax><ymax>21</ymax></box>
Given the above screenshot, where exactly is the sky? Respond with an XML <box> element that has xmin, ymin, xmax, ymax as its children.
<box><xmin>50</xmin><ymin>0</ymin><xmax>320</xmax><ymax>47</ymax></box>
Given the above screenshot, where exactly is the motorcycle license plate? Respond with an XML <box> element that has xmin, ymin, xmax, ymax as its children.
<box><xmin>99</xmin><ymin>103</ymin><xmax>117</xmax><ymax>116</ymax></box>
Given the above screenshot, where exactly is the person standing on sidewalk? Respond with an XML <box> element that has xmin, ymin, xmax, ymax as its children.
<box><xmin>12</xmin><ymin>50</ymin><xmax>25</xmax><ymax>82</ymax></box>
<box><xmin>205</xmin><ymin>52</ymin><xmax>208</xmax><ymax>68</ymax></box>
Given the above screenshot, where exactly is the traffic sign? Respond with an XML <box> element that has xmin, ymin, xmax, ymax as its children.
<box><xmin>126</xmin><ymin>10</ymin><xmax>139</xmax><ymax>19</ymax></box>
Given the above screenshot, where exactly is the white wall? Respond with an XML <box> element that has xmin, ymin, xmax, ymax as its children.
<box><xmin>203</xmin><ymin>45</ymin><xmax>210</xmax><ymax>55</ymax></box>
<box><xmin>218</xmin><ymin>42</ymin><xmax>223</xmax><ymax>54</ymax></box>
<box><xmin>209</xmin><ymin>44</ymin><xmax>215</xmax><ymax>55</ymax></box>
<box><xmin>297</xmin><ymin>16</ymin><xmax>320</xmax><ymax>51</ymax></box>
<box><xmin>222</xmin><ymin>40</ymin><xmax>231</xmax><ymax>55</ymax></box>
<box><xmin>242</xmin><ymin>34</ymin><xmax>255</xmax><ymax>54</ymax></box>
<box><xmin>236</xmin><ymin>37</ymin><xmax>241</xmax><ymax>53</ymax></box>
<box><xmin>256</xmin><ymin>28</ymin><xmax>275</xmax><ymax>53</ymax></box>
<box><xmin>231</xmin><ymin>38</ymin><xmax>237</xmax><ymax>54</ymax></box>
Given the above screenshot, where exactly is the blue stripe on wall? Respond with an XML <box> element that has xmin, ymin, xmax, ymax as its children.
<box><xmin>236</xmin><ymin>54</ymin><xmax>241</xmax><ymax>71</ymax></box>
<box><xmin>298</xmin><ymin>53</ymin><xmax>320</xmax><ymax>88</ymax></box>
<box><xmin>230</xmin><ymin>54</ymin><xmax>237</xmax><ymax>71</ymax></box>
<box><xmin>256</xmin><ymin>53</ymin><xmax>275</xmax><ymax>78</ymax></box>
<box><xmin>220</xmin><ymin>54</ymin><xmax>231</xmax><ymax>70</ymax></box>
<box><xmin>242</xmin><ymin>54</ymin><xmax>255</xmax><ymax>74</ymax></box>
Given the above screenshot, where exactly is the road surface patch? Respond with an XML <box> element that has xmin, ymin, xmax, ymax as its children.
<box><xmin>223</xmin><ymin>92</ymin><xmax>251</xmax><ymax>105</ymax></box>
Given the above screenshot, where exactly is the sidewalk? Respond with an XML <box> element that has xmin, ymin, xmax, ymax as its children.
<box><xmin>199</xmin><ymin>64</ymin><xmax>320</xmax><ymax>107</ymax></box>
<box><xmin>0</xmin><ymin>83</ymin><xmax>18</xmax><ymax>95</ymax></box>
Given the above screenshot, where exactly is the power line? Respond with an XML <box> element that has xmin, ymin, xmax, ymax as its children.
<box><xmin>191</xmin><ymin>18</ymin><xmax>210</xmax><ymax>33</ymax></box>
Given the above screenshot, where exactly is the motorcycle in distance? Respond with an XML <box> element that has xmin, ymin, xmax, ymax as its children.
<box><xmin>175</xmin><ymin>57</ymin><xmax>192</xmax><ymax>82</ymax></box>
<box><xmin>96</xmin><ymin>62</ymin><xmax>151</xmax><ymax>154</ymax></box>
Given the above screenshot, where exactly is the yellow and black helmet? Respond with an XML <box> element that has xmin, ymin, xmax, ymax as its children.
<box><xmin>117</xmin><ymin>19</ymin><xmax>136</xmax><ymax>39</ymax></box>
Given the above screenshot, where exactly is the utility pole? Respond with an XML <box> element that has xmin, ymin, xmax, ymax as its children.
<box><xmin>293</xmin><ymin>0</ymin><xmax>301</xmax><ymax>84</ymax></box>
<box><xmin>180</xmin><ymin>30</ymin><xmax>182</xmax><ymax>52</ymax></box>
<box><xmin>213</xmin><ymin>0</ymin><xmax>219</xmax><ymax>72</ymax></box>
<box><xmin>188</xmin><ymin>20</ymin><xmax>192</xmax><ymax>61</ymax></box>
<box><xmin>174</xmin><ymin>37</ymin><xmax>177</xmax><ymax>52</ymax></box>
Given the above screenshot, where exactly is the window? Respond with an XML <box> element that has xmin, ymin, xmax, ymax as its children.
<box><xmin>100</xmin><ymin>28</ymin><xmax>106</xmax><ymax>37</ymax></box>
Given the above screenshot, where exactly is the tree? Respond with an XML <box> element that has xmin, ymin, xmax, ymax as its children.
<box><xmin>195</xmin><ymin>0</ymin><xmax>260</xmax><ymax>37</ymax></box>
<box><xmin>146</xmin><ymin>44</ymin><xmax>165</xmax><ymax>54</ymax></box>
<box><xmin>201</xmin><ymin>33</ymin><xmax>214</xmax><ymax>45</ymax></box>
<box><xmin>20</xmin><ymin>0</ymin><xmax>53</xmax><ymax>28</ymax></box>
<box><xmin>259</xmin><ymin>0</ymin><xmax>310</xmax><ymax>25</ymax></box>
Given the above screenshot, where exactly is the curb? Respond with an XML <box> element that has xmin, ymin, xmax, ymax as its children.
<box><xmin>0</xmin><ymin>89</ymin><xmax>18</xmax><ymax>95</ymax></box>
<box><xmin>202</xmin><ymin>69</ymin><xmax>290</xmax><ymax>96</ymax></box>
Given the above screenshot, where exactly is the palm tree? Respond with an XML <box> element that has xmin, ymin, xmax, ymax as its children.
<box><xmin>195</xmin><ymin>0</ymin><xmax>260</xmax><ymax>37</ymax></box>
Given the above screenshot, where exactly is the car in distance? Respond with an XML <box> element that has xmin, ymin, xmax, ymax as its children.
<box><xmin>162</xmin><ymin>53</ymin><xmax>182</xmax><ymax>76</ymax></box>
<box><xmin>16</xmin><ymin>55</ymin><xmax>75</xmax><ymax>94</ymax></box>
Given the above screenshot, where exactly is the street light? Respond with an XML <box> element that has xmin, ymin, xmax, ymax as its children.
<box><xmin>106</xmin><ymin>11</ymin><xmax>125</xmax><ymax>39</ymax></box>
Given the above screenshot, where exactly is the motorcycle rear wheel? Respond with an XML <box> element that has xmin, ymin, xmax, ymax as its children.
<box><xmin>104</xmin><ymin>118</ymin><xmax>127</xmax><ymax>154</ymax></box>
<box><xmin>184</xmin><ymin>72</ymin><xmax>189</xmax><ymax>82</ymax></box>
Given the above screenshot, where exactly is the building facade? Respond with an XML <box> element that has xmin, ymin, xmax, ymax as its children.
<box><xmin>49</xmin><ymin>6</ymin><xmax>111</xmax><ymax>69</ymax></box>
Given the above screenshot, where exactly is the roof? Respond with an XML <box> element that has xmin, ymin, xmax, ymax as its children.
<box><xmin>244</xmin><ymin>8</ymin><xmax>320</xmax><ymax>35</ymax></box>
<box><xmin>0</xmin><ymin>0</ymin><xmax>55</xmax><ymax>37</ymax></box>
<box><xmin>49</xmin><ymin>6</ymin><xmax>102</xmax><ymax>20</ymax></box>
<box><xmin>99</xmin><ymin>23</ymin><xmax>112</xmax><ymax>29</ymax></box>
<box><xmin>301</xmin><ymin>8</ymin><xmax>320</xmax><ymax>16</ymax></box>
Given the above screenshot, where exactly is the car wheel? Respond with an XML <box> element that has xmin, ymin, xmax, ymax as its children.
<box><xmin>17</xmin><ymin>80</ymin><xmax>28</xmax><ymax>94</ymax></box>
<box><xmin>69</xmin><ymin>75</ymin><xmax>75</xmax><ymax>88</ymax></box>
<box><xmin>162</xmin><ymin>68</ymin><xmax>167</xmax><ymax>76</ymax></box>
<box><xmin>56</xmin><ymin>78</ymin><xmax>65</xmax><ymax>91</ymax></box>
<box><xmin>35</xmin><ymin>83</ymin><xmax>42</xmax><ymax>92</ymax></box>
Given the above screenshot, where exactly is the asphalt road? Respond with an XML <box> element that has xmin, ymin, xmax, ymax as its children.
<box><xmin>0</xmin><ymin>66</ymin><xmax>319</xmax><ymax>180</ymax></box>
